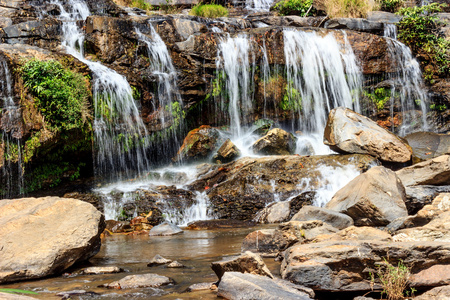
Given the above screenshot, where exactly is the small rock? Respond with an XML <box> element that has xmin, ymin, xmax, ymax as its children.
<box><xmin>148</xmin><ymin>254</ymin><xmax>172</xmax><ymax>267</ymax></box>
<box><xmin>56</xmin><ymin>290</ymin><xmax>99</xmax><ymax>298</ymax></box>
<box><xmin>252</xmin><ymin>128</ymin><xmax>296</xmax><ymax>155</ymax></box>
<box><xmin>213</xmin><ymin>139</ymin><xmax>240</xmax><ymax>163</ymax></box>
<box><xmin>254</xmin><ymin>201</ymin><xmax>291</xmax><ymax>223</ymax></box>
<box><xmin>81</xmin><ymin>266</ymin><xmax>124</xmax><ymax>275</ymax></box>
<box><xmin>187</xmin><ymin>282</ymin><xmax>213</xmax><ymax>292</ymax></box>
<box><xmin>173</xmin><ymin>125</ymin><xmax>220</xmax><ymax>163</ymax></box>
<box><xmin>410</xmin><ymin>264</ymin><xmax>450</xmax><ymax>287</ymax></box>
<box><xmin>149</xmin><ymin>221</ymin><xmax>183</xmax><ymax>236</ymax></box>
<box><xmin>211</xmin><ymin>251</ymin><xmax>273</xmax><ymax>281</ymax></box>
<box><xmin>105</xmin><ymin>220</ymin><xmax>132</xmax><ymax>233</ymax></box>
<box><xmin>290</xmin><ymin>205</ymin><xmax>353</xmax><ymax>230</ymax></box>
<box><xmin>186</xmin><ymin>219</ymin><xmax>256</xmax><ymax>230</ymax></box>
<box><xmin>167</xmin><ymin>261</ymin><xmax>185</xmax><ymax>268</ymax></box>
<box><xmin>100</xmin><ymin>273</ymin><xmax>173</xmax><ymax>289</ymax></box>
<box><xmin>218</xmin><ymin>272</ymin><xmax>313</xmax><ymax>300</ymax></box>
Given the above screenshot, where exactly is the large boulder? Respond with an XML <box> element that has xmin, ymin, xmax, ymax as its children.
<box><xmin>326</xmin><ymin>166</ymin><xmax>408</xmax><ymax>226</ymax></box>
<box><xmin>404</xmin><ymin>132</ymin><xmax>450</xmax><ymax>162</ymax></box>
<box><xmin>218</xmin><ymin>272</ymin><xmax>313</xmax><ymax>300</ymax></box>
<box><xmin>0</xmin><ymin>197</ymin><xmax>105</xmax><ymax>283</ymax></box>
<box><xmin>290</xmin><ymin>205</ymin><xmax>354</xmax><ymax>230</ymax></box>
<box><xmin>396</xmin><ymin>155</ymin><xmax>450</xmax><ymax>186</ymax></box>
<box><xmin>324</xmin><ymin>107</ymin><xmax>412</xmax><ymax>163</ymax></box>
<box><xmin>211</xmin><ymin>251</ymin><xmax>273</xmax><ymax>281</ymax></box>
<box><xmin>281</xmin><ymin>240</ymin><xmax>450</xmax><ymax>291</ymax></box>
<box><xmin>173</xmin><ymin>125</ymin><xmax>220</xmax><ymax>163</ymax></box>
<box><xmin>252</xmin><ymin>128</ymin><xmax>296</xmax><ymax>155</ymax></box>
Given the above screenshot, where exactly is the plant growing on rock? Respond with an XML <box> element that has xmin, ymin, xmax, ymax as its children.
<box><xmin>324</xmin><ymin>0</ymin><xmax>377</xmax><ymax>18</ymax></box>
<box><xmin>190</xmin><ymin>3</ymin><xmax>228</xmax><ymax>18</ymax></box>
<box><xmin>273</xmin><ymin>0</ymin><xmax>316</xmax><ymax>16</ymax></box>
<box><xmin>397</xmin><ymin>3</ymin><xmax>450</xmax><ymax>81</ymax></box>
<box><xmin>379</xmin><ymin>0</ymin><xmax>403</xmax><ymax>13</ymax></box>
<box><xmin>371</xmin><ymin>259</ymin><xmax>415</xmax><ymax>300</ymax></box>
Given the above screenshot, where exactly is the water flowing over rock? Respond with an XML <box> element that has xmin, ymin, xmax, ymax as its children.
<box><xmin>0</xmin><ymin>197</ymin><xmax>105</xmax><ymax>283</ymax></box>
<box><xmin>218</xmin><ymin>272</ymin><xmax>314</xmax><ymax>300</ymax></box>
<box><xmin>324</xmin><ymin>107</ymin><xmax>412</xmax><ymax>163</ymax></box>
<box><xmin>396</xmin><ymin>155</ymin><xmax>450</xmax><ymax>186</ymax></box>
<box><xmin>326</xmin><ymin>166</ymin><xmax>408</xmax><ymax>226</ymax></box>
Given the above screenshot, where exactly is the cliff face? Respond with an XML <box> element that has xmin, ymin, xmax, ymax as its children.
<box><xmin>0</xmin><ymin>0</ymin><xmax>448</xmax><ymax>196</ymax></box>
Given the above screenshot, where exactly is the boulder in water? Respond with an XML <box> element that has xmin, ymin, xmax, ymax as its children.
<box><xmin>0</xmin><ymin>197</ymin><xmax>105</xmax><ymax>283</ymax></box>
<box><xmin>213</xmin><ymin>138</ymin><xmax>240</xmax><ymax>164</ymax></box>
<box><xmin>404</xmin><ymin>132</ymin><xmax>450</xmax><ymax>163</ymax></box>
<box><xmin>326</xmin><ymin>166</ymin><xmax>408</xmax><ymax>226</ymax></box>
<box><xmin>324</xmin><ymin>107</ymin><xmax>412</xmax><ymax>163</ymax></box>
<box><xmin>173</xmin><ymin>125</ymin><xmax>220</xmax><ymax>163</ymax></box>
<box><xmin>147</xmin><ymin>254</ymin><xmax>173</xmax><ymax>267</ymax></box>
<box><xmin>252</xmin><ymin>128</ymin><xmax>296</xmax><ymax>155</ymax></box>
<box><xmin>186</xmin><ymin>219</ymin><xmax>256</xmax><ymax>230</ymax></box>
<box><xmin>396</xmin><ymin>155</ymin><xmax>450</xmax><ymax>186</ymax></box>
<box><xmin>148</xmin><ymin>221</ymin><xmax>183</xmax><ymax>236</ymax></box>
<box><xmin>100</xmin><ymin>273</ymin><xmax>174</xmax><ymax>289</ymax></box>
<box><xmin>81</xmin><ymin>266</ymin><xmax>124</xmax><ymax>275</ymax></box>
<box><xmin>211</xmin><ymin>251</ymin><xmax>273</xmax><ymax>281</ymax></box>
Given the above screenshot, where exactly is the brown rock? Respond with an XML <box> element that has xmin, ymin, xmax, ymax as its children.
<box><xmin>290</xmin><ymin>205</ymin><xmax>354</xmax><ymax>230</ymax></box>
<box><xmin>410</xmin><ymin>265</ymin><xmax>450</xmax><ymax>287</ymax></box>
<box><xmin>173</xmin><ymin>125</ymin><xmax>220</xmax><ymax>163</ymax></box>
<box><xmin>252</xmin><ymin>128</ymin><xmax>296</xmax><ymax>155</ymax></box>
<box><xmin>213</xmin><ymin>139</ymin><xmax>240</xmax><ymax>164</ymax></box>
<box><xmin>211</xmin><ymin>251</ymin><xmax>273</xmax><ymax>281</ymax></box>
<box><xmin>101</xmin><ymin>273</ymin><xmax>173</xmax><ymax>289</ymax></box>
<box><xmin>396</xmin><ymin>155</ymin><xmax>450</xmax><ymax>186</ymax></box>
<box><xmin>414</xmin><ymin>285</ymin><xmax>450</xmax><ymax>300</ymax></box>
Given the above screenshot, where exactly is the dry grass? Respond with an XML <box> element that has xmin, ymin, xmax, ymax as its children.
<box><xmin>323</xmin><ymin>0</ymin><xmax>378</xmax><ymax>18</ymax></box>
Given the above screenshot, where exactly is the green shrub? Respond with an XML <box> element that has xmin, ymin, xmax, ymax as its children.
<box><xmin>21</xmin><ymin>60</ymin><xmax>91</xmax><ymax>132</ymax></box>
<box><xmin>131</xmin><ymin>0</ymin><xmax>153</xmax><ymax>10</ymax></box>
<box><xmin>397</xmin><ymin>3</ymin><xmax>450</xmax><ymax>80</ymax></box>
<box><xmin>324</xmin><ymin>0</ymin><xmax>376</xmax><ymax>18</ymax></box>
<box><xmin>190</xmin><ymin>3</ymin><xmax>228</xmax><ymax>18</ymax></box>
<box><xmin>273</xmin><ymin>0</ymin><xmax>316</xmax><ymax>16</ymax></box>
<box><xmin>379</xmin><ymin>0</ymin><xmax>403</xmax><ymax>12</ymax></box>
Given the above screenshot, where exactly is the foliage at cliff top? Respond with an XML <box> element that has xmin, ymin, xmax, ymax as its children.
<box><xmin>324</xmin><ymin>0</ymin><xmax>377</xmax><ymax>18</ymax></box>
<box><xmin>21</xmin><ymin>59</ymin><xmax>92</xmax><ymax>132</ymax></box>
<box><xmin>273</xmin><ymin>0</ymin><xmax>316</xmax><ymax>16</ymax></box>
<box><xmin>190</xmin><ymin>3</ymin><xmax>228</xmax><ymax>18</ymax></box>
<box><xmin>397</xmin><ymin>3</ymin><xmax>450</xmax><ymax>81</ymax></box>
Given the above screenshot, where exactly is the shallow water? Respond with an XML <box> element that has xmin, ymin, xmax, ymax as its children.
<box><xmin>2</xmin><ymin>226</ymin><xmax>279</xmax><ymax>299</ymax></box>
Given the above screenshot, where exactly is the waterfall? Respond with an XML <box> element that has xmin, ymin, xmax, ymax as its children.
<box><xmin>283</xmin><ymin>29</ymin><xmax>362</xmax><ymax>153</ymax></box>
<box><xmin>50</xmin><ymin>0</ymin><xmax>150</xmax><ymax>180</ymax></box>
<box><xmin>245</xmin><ymin>0</ymin><xmax>275</xmax><ymax>11</ymax></box>
<box><xmin>0</xmin><ymin>59</ymin><xmax>24</xmax><ymax>198</ymax></box>
<box><xmin>383</xmin><ymin>29</ymin><xmax>429</xmax><ymax>135</ymax></box>
<box><xmin>217</xmin><ymin>35</ymin><xmax>253</xmax><ymax>138</ymax></box>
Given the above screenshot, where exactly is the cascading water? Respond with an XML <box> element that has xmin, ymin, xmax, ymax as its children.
<box><xmin>0</xmin><ymin>59</ymin><xmax>24</xmax><ymax>198</ymax></box>
<box><xmin>284</xmin><ymin>29</ymin><xmax>362</xmax><ymax>154</ymax></box>
<box><xmin>245</xmin><ymin>0</ymin><xmax>274</xmax><ymax>11</ymax></box>
<box><xmin>383</xmin><ymin>27</ymin><xmax>429</xmax><ymax>135</ymax></box>
<box><xmin>50</xmin><ymin>0</ymin><xmax>150</xmax><ymax>181</ymax></box>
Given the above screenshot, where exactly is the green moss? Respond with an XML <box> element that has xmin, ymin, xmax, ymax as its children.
<box><xmin>280</xmin><ymin>83</ymin><xmax>302</xmax><ymax>111</ymax></box>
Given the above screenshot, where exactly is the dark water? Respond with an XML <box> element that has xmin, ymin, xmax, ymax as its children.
<box><xmin>2</xmin><ymin>226</ymin><xmax>280</xmax><ymax>299</ymax></box>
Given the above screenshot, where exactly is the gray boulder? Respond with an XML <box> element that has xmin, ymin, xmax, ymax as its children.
<box><xmin>211</xmin><ymin>251</ymin><xmax>273</xmax><ymax>281</ymax></box>
<box><xmin>324</xmin><ymin>18</ymin><xmax>383</xmax><ymax>34</ymax></box>
<box><xmin>396</xmin><ymin>155</ymin><xmax>450</xmax><ymax>186</ymax></box>
<box><xmin>404</xmin><ymin>132</ymin><xmax>450</xmax><ymax>162</ymax></box>
<box><xmin>366</xmin><ymin>11</ymin><xmax>402</xmax><ymax>23</ymax></box>
<box><xmin>290</xmin><ymin>205</ymin><xmax>353</xmax><ymax>230</ymax></box>
<box><xmin>326</xmin><ymin>166</ymin><xmax>408</xmax><ymax>226</ymax></box>
<box><xmin>149</xmin><ymin>221</ymin><xmax>183</xmax><ymax>236</ymax></box>
<box><xmin>101</xmin><ymin>273</ymin><xmax>174</xmax><ymax>289</ymax></box>
<box><xmin>218</xmin><ymin>272</ymin><xmax>313</xmax><ymax>300</ymax></box>
<box><xmin>253</xmin><ymin>128</ymin><xmax>296</xmax><ymax>155</ymax></box>
<box><xmin>324</xmin><ymin>107</ymin><xmax>412</xmax><ymax>163</ymax></box>
<box><xmin>147</xmin><ymin>254</ymin><xmax>173</xmax><ymax>266</ymax></box>
<box><xmin>0</xmin><ymin>197</ymin><xmax>105</xmax><ymax>283</ymax></box>
<box><xmin>81</xmin><ymin>266</ymin><xmax>124</xmax><ymax>275</ymax></box>
<box><xmin>255</xmin><ymin>201</ymin><xmax>291</xmax><ymax>224</ymax></box>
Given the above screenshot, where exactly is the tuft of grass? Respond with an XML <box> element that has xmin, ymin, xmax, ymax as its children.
<box><xmin>324</xmin><ymin>0</ymin><xmax>377</xmax><ymax>18</ymax></box>
<box><xmin>273</xmin><ymin>0</ymin><xmax>316</xmax><ymax>16</ymax></box>
<box><xmin>379</xmin><ymin>0</ymin><xmax>404</xmax><ymax>12</ymax></box>
<box><xmin>371</xmin><ymin>259</ymin><xmax>416</xmax><ymax>300</ymax></box>
<box><xmin>190</xmin><ymin>3</ymin><xmax>228</xmax><ymax>18</ymax></box>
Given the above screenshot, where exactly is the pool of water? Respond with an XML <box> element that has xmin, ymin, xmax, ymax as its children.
<box><xmin>2</xmin><ymin>225</ymin><xmax>280</xmax><ymax>299</ymax></box>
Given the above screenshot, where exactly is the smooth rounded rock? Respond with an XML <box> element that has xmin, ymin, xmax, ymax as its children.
<box><xmin>148</xmin><ymin>222</ymin><xmax>183</xmax><ymax>236</ymax></box>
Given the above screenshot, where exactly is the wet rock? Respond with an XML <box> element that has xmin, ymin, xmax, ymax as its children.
<box><xmin>404</xmin><ymin>132</ymin><xmax>450</xmax><ymax>162</ymax></box>
<box><xmin>189</xmin><ymin>154</ymin><xmax>377</xmax><ymax>220</ymax></box>
<box><xmin>324</xmin><ymin>18</ymin><xmax>384</xmax><ymax>34</ymax></box>
<box><xmin>324</xmin><ymin>107</ymin><xmax>412</xmax><ymax>163</ymax></box>
<box><xmin>130</xmin><ymin>216</ymin><xmax>153</xmax><ymax>231</ymax></box>
<box><xmin>81</xmin><ymin>266</ymin><xmax>124</xmax><ymax>275</ymax></box>
<box><xmin>246</xmin><ymin>15</ymin><xmax>326</xmax><ymax>28</ymax></box>
<box><xmin>172</xmin><ymin>17</ymin><xmax>207</xmax><ymax>41</ymax></box>
<box><xmin>0</xmin><ymin>197</ymin><xmax>105</xmax><ymax>283</ymax></box>
<box><xmin>101</xmin><ymin>273</ymin><xmax>174</xmax><ymax>289</ymax></box>
<box><xmin>366</xmin><ymin>11</ymin><xmax>402</xmax><ymax>23</ymax></box>
<box><xmin>56</xmin><ymin>290</ymin><xmax>99</xmax><ymax>298</ymax></box>
<box><xmin>396</xmin><ymin>155</ymin><xmax>450</xmax><ymax>186</ymax></box>
<box><xmin>167</xmin><ymin>261</ymin><xmax>185</xmax><ymax>268</ymax></box>
<box><xmin>105</xmin><ymin>220</ymin><xmax>132</xmax><ymax>233</ymax></box>
<box><xmin>213</xmin><ymin>139</ymin><xmax>240</xmax><ymax>164</ymax></box>
<box><xmin>255</xmin><ymin>201</ymin><xmax>291</xmax><ymax>223</ymax></box>
<box><xmin>290</xmin><ymin>205</ymin><xmax>354</xmax><ymax>230</ymax></box>
<box><xmin>149</xmin><ymin>221</ymin><xmax>183</xmax><ymax>236</ymax></box>
<box><xmin>187</xmin><ymin>282</ymin><xmax>214</xmax><ymax>291</ymax></box>
<box><xmin>218</xmin><ymin>272</ymin><xmax>313</xmax><ymax>300</ymax></box>
<box><xmin>241</xmin><ymin>221</ymin><xmax>338</xmax><ymax>256</ymax></box>
<box><xmin>410</xmin><ymin>264</ymin><xmax>450</xmax><ymax>287</ymax></box>
<box><xmin>186</xmin><ymin>219</ymin><xmax>256</xmax><ymax>230</ymax></box>
<box><xmin>326</xmin><ymin>166</ymin><xmax>408</xmax><ymax>226</ymax></box>
<box><xmin>211</xmin><ymin>251</ymin><xmax>273</xmax><ymax>281</ymax></box>
<box><xmin>173</xmin><ymin>125</ymin><xmax>220</xmax><ymax>163</ymax></box>
<box><xmin>414</xmin><ymin>285</ymin><xmax>450</xmax><ymax>300</ymax></box>
<box><xmin>404</xmin><ymin>185</ymin><xmax>450</xmax><ymax>215</ymax></box>
<box><xmin>281</xmin><ymin>240</ymin><xmax>450</xmax><ymax>291</ymax></box>
<box><xmin>252</xmin><ymin>128</ymin><xmax>296</xmax><ymax>155</ymax></box>
<box><xmin>148</xmin><ymin>254</ymin><xmax>173</xmax><ymax>267</ymax></box>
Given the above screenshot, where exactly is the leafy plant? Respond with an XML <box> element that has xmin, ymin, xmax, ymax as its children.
<box><xmin>363</xmin><ymin>87</ymin><xmax>391</xmax><ymax>111</ymax></box>
<box><xmin>20</xmin><ymin>59</ymin><xmax>91</xmax><ymax>132</ymax></box>
<box><xmin>190</xmin><ymin>3</ymin><xmax>228</xmax><ymax>18</ymax></box>
<box><xmin>280</xmin><ymin>83</ymin><xmax>302</xmax><ymax>111</ymax></box>
<box><xmin>273</xmin><ymin>0</ymin><xmax>316</xmax><ymax>16</ymax></box>
<box><xmin>371</xmin><ymin>259</ymin><xmax>415</xmax><ymax>300</ymax></box>
<box><xmin>131</xmin><ymin>0</ymin><xmax>153</xmax><ymax>10</ymax></box>
<box><xmin>397</xmin><ymin>3</ymin><xmax>450</xmax><ymax>80</ymax></box>
<box><xmin>379</xmin><ymin>0</ymin><xmax>403</xmax><ymax>12</ymax></box>
<box><xmin>324</xmin><ymin>0</ymin><xmax>376</xmax><ymax>18</ymax></box>
<box><xmin>0</xmin><ymin>288</ymin><xmax>38</xmax><ymax>295</ymax></box>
